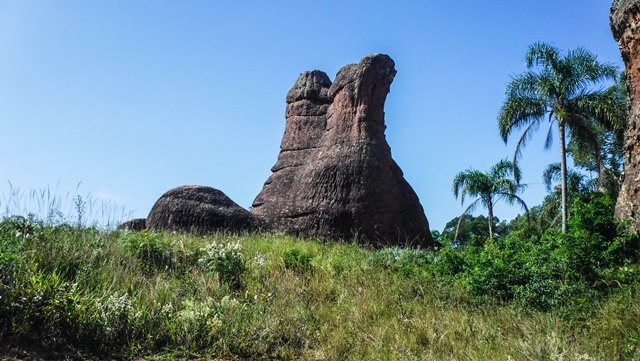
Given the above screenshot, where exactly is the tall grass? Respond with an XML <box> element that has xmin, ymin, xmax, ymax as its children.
<box><xmin>0</xmin><ymin>182</ymin><xmax>131</xmax><ymax>229</ymax></box>
<box><xmin>1</xmin><ymin>188</ymin><xmax>639</xmax><ymax>359</ymax></box>
<box><xmin>1</xmin><ymin>223</ymin><xmax>639</xmax><ymax>360</ymax></box>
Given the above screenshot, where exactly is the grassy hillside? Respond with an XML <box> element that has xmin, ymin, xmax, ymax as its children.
<box><xmin>1</xmin><ymin>216</ymin><xmax>639</xmax><ymax>360</ymax></box>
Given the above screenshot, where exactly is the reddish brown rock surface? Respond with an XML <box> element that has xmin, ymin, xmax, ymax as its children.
<box><xmin>612</xmin><ymin>1</ymin><xmax>640</xmax><ymax>227</ymax></box>
<box><xmin>147</xmin><ymin>185</ymin><xmax>258</xmax><ymax>234</ymax></box>
<box><xmin>252</xmin><ymin>54</ymin><xmax>433</xmax><ymax>247</ymax></box>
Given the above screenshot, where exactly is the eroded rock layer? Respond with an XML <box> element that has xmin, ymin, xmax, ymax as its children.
<box><xmin>252</xmin><ymin>54</ymin><xmax>433</xmax><ymax>247</ymax></box>
<box><xmin>612</xmin><ymin>1</ymin><xmax>640</xmax><ymax>227</ymax></box>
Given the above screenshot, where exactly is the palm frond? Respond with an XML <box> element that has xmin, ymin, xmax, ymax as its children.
<box><xmin>502</xmin><ymin>192</ymin><xmax>529</xmax><ymax>219</ymax></box>
<box><xmin>452</xmin><ymin>170</ymin><xmax>488</xmax><ymax>205</ymax></box>
<box><xmin>542</xmin><ymin>163</ymin><xmax>562</xmax><ymax>192</ymax></box>
<box><xmin>571</xmin><ymin>90</ymin><xmax>627</xmax><ymax>135</ymax></box>
<box><xmin>496</xmin><ymin>191</ymin><xmax>529</xmax><ymax>211</ymax></box>
<box><xmin>567</xmin><ymin>47</ymin><xmax>617</xmax><ymax>84</ymax></box>
<box><xmin>511</xmin><ymin>119</ymin><xmax>542</xmax><ymax>175</ymax></box>
<box><xmin>544</xmin><ymin>120</ymin><xmax>554</xmax><ymax>150</ymax></box>
<box><xmin>526</xmin><ymin>42</ymin><xmax>561</xmax><ymax>71</ymax></box>
<box><xmin>567</xmin><ymin>114</ymin><xmax>601</xmax><ymax>159</ymax></box>
<box><xmin>452</xmin><ymin>159</ymin><xmax>526</xmax><ymax>241</ymax></box>
<box><xmin>506</xmin><ymin>72</ymin><xmax>545</xmax><ymax>98</ymax></box>
<box><xmin>489</xmin><ymin>159</ymin><xmax>513</xmax><ymax>180</ymax></box>
<box><xmin>557</xmin><ymin>48</ymin><xmax>617</xmax><ymax>100</ymax></box>
<box><xmin>498</xmin><ymin>96</ymin><xmax>546</xmax><ymax>142</ymax></box>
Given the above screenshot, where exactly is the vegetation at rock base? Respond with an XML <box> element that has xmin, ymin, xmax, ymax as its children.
<box><xmin>2</xmin><ymin>196</ymin><xmax>640</xmax><ymax>360</ymax></box>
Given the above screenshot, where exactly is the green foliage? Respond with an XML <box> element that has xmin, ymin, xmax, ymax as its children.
<box><xmin>367</xmin><ymin>247</ymin><xmax>432</xmax><ymax>277</ymax></box>
<box><xmin>83</xmin><ymin>292</ymin><xmax>136</xmax><ymax>349</ymax></box>
<box><xmin>435</xmin><ymin>192</ymin><xmax>640</xmax><ymax>311</ymax></box>
<box><xmin>498</xmin><ymin>42</ymin><xmax>623</xmax><ymax>231</ymax></box>
<box><xmin>2</xmin><ymin>267</ymin><xmax>78</xmax><ymax>345</ymax></box>
<box><xmin>120</xmin><ymin>231</ymin><xmax>173</xmax><ymax>269</ymax></box>
<box><xmin>0</xmin><ymin>215</ymin><xmax>43</xmax><ymax>243</ymax></box>
<box><xmin>119</xmin><ymin>231</ymin><xmax>201</xmax><ymax>274</ymax></box>
<box><xmin>441</xmin><ymin>214</ymin><xmax>508</xmax><ymax>246</ymax></box>
<box><xmin>1</xmin><ymin>204</ymin><xmax>640</xmax><ymax>359</ymax></box>
<box><xmin>432</xmin><ymin>242</ymin><xmax>468</xmax><ymax>277</ymax></box>
<box><xmin>283</xmin><ymin>247</ymin><xmax>314</xmax><ymax>273</ymax></box>
<box><xmin>567</xmin><ymin>72</ymin><xmax>627</xmax><ymax>199</ymax></box>
<box><xmin>198</xmin><ymin>240</ymin><xmax>246</xmax><ymax>289</ymax></box>
<box><xmin>452</xmin><ymin>159</ymin><xmax>527</xmax><ymax>239</ymax></box>
<box><xmin>569</xmin><ymin>193</ymin><xmax>617</xmax><ymax>240</ymax></box>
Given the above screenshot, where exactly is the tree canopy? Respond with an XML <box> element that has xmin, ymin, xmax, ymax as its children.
<box><xmin>498</xmin><ymin>42</ymin><xmax>622</xmax><ymax>232</ymax></box>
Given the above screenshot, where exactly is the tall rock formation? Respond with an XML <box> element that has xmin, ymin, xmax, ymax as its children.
<box><xmin>612</xmin><ymin>0</ymin><xmax>640</xmax><ymax>228</ymax></box>
<box><xmin>252</xmin><ymin>54</ymin><xmax>433</xmax><ymax>247</ymax></box>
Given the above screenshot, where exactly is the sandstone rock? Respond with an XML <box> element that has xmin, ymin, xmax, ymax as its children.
<box><xmin>147</xmin><ymin>185</ymin><xmax>257</xmax><ymax>234</ymax></box>
<box><xmin>611</xmin><ymin>0</ymin><xmax>640</xmax><ymax>228</ymax></box>
<box><xmin>252</xmin><ymin>54</ymin><xmax>433</xmax><ymax>247</ymax></box>
<box><xmin>117</xmin><ymin>218</ymin><xmax>146</xmax><ymax>232</ymax></box>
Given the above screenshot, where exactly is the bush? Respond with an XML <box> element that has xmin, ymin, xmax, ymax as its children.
<box><xmin>569</xmin><ymin>193</ymin><xmax>617</xmax><ymax>240</ymax></box>
<box><xmin>0</xmin><ymin>215</ymin><xmax>43</xmax><ymax>242</ymax></box>
<box><xmin>172</xmin><ymin>295</ymin><xmax>244</xmax><ymax>351</ymax></box>
<box><xmin>198</xmin><ymin>240</ymin><xmax>246</xmax><ymax>289</ymax></box>
<box><xmin>444</xmin><ymin>192</ymin><xmax>640</xmax><ymax>310</ymax></box>
<box><xmin>120</xmin><ymin>231</ymin><xmax>174</xmax><ymax>270</ymax></box>
<box><xmin>120</xmin><ymin>230</ymin><xmax>201</xmax><ymax>271</ymax></box>
<box><xmin>3</xmin><ymin>268</ymin><xmax>78</xmax><ymax>344</ymax></box>
<box><xmin>432</xmin><ymin>242</ymin><xmax>469</xmax><ymax>277</ymax></box>
<box><xmin>283</xmin><ymin>247</ymin><xmax>314</xmax><ymax>273</ymax></box>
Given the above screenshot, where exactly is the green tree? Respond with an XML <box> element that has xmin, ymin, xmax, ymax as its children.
<box><xmin>452</xmin><ymin>160</ymin><xmax>527</xmax><ymax>240</ymax></box>
<box><xmin>541</xmin><ymin>162</ymin><xmax>594</xmax><ymax>227</ymax></box>
<box><xmin>567</xmin><ymin>72</ymin><xmax>627</xmax><ymax>198</ymax></box>
<box><xmin>542</xmin><ymin>163</ymin><xmax>593</xmax><ymax>196</ymax></box>
<box><xmin>498</xmin><ymin>42</ymin><xmax>620</xmax><ymax>232</ymax></box>
<box><xmin>441</xmin><ymin>214</ymin><xmax>508</xmax><ymax>246</ymax></box>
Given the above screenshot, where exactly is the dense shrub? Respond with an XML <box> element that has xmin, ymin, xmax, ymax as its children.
<box><xmin>0</xmin><ymin>216</ymin><xmax>43</xmax><ymax>242</ymax></box>
<box><xmin>283</xmin><ymin>247</ymin><xmax>314</xmax><ymax>273</ymax></box>
<box><xmin>198</xmin><ymin>240</ymin><xmax>246</xmax><ymax>289</ymax></box>
<box><xmin>119</xmin><ymin>231</ymin><xmax>202</xmax><ymax>274</ymax></box>
<box><xmin>432</xmin><ymin>242</ymin><xmax>469</xmax><ymax>277</ymax></box>
<box><xmin>120</xmin><ymin>231</ymin><xmax>173</xmax><ymax>269</ymax></box>
<box><xmin>435</xmin><ymin>193</ymin><xmax>640</xmax><ymax>310</ymax></box>
<box><xmin>2</xmin><ymin>267</ymin><xmax>78</xmax><ymax>345</ymax></box>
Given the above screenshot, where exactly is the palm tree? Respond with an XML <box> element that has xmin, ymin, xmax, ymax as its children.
<box><xmin>542</xmin><ymin>163</ymin><xmax>593</xmax><ymax>197</ymax></box>
<box><xmin>541</xmin><ymin>162</ymin><xmax>594</xmax><ymax>227</ymax></box>
<box><xmin>453</xmin><ymin>160</ymin><xmax>528</xmax><ymax>240</ymax></box>
<box><xmin>498</xmin><ymin>42</ymin><xmax>620</xmax><ymax>232</ymax></box>
<box><xmin>567</xmin><ymin>72</ymin><xmax>627</xmax><ymax>198</ymax></box>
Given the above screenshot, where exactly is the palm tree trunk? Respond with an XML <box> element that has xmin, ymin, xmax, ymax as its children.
<box><xmin>487</xmin><ymin>197</ymin><xmax>494</xmax><ymax>239</ymax></box>
<box><xmin>597</xmin><ymin>158</ymin><xmax>606</xmax><ymax>193</ymax></box>
<box><xmin>558</xmin><ymin>122</ymin><xmax>568</xmax><ymax>233</ymax></box>
<box><xmin>454</xmin><ymin>214</ymin><xmax>464</xmax><ymax>243</ymax></box>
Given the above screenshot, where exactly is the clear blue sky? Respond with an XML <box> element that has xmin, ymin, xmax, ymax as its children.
<box><xmin>0</xmin><ymin>1</ymin><xmax>623</xmax><ymax>231</ymax></box>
